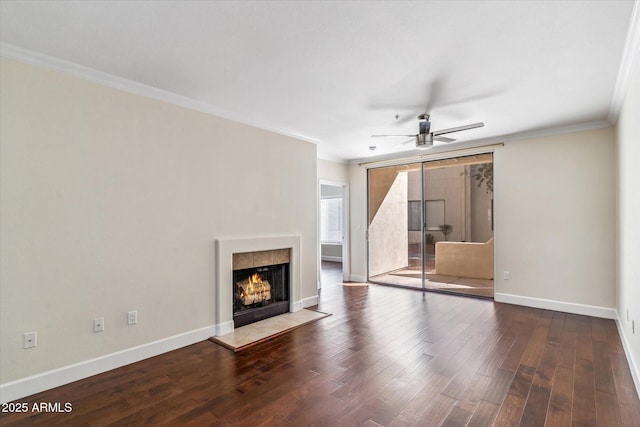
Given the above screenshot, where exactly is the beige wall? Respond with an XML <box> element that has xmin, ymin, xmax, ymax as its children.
<box><xmin>0</xmin><ymin>58</ymin><xmax>318</xmax><ymax>384</ymax></box>
<box><xmin>494</xmin><ymin>127</ymin><xmax>615</xmax><ymax>307</ymax></box>
<box><xmin>615</xmin><ymin>55</ymin><xmax>640</xmax><ymax>386</ymax></box>
<box><xmin>318</xmin><ymin>158</ymin><xmax>349</xmax><ymax>183</ymax></box>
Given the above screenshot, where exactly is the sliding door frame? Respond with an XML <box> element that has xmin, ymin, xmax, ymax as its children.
<box><xmin>366</xmin><ymin>149</ymin><xmax>496</xmax><ymax>298</ymax></box>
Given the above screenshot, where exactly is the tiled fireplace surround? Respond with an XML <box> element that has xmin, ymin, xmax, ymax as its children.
<box><xmin>214</xmin><ymin>235</ymin><xmax>302</xmax><ymax>336</ymax></box>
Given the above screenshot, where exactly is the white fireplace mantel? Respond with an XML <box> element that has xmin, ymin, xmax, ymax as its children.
<box><xmin>214</xmin><ymin>235</ymin><xmax>301</xmax><ymax>336</ymax></box>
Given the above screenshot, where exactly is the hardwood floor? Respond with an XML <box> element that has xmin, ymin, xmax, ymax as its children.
<box><xmin>1</xmin><ymin>261</ymin><xmax>639</xmax><ymax>426</ymax></box>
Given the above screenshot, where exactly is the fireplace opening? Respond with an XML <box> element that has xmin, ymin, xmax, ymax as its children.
<box><xmin>233</xmin><ymin>262</ymin><xmax>290</xmax><ymax>328</ymax></box>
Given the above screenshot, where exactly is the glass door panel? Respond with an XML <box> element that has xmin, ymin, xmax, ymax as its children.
<box><xmin>422</xmin><ymin>154</ymin><xmax>494</xmax><ymax>297</ymax></box>
<box><xmin>368</xmin><ymin>163</ymin><xmax>424</xmax><ymax>289</ymax></box>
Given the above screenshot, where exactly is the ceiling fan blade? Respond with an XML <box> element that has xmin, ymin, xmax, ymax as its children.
<box><xmin>393</xmin><ymin>138</ymin><xmax>415</xmax><ymax>148</ymax></box>
<box><xmin>371</xmin><ymin>134</ymin><xmax>416</xmax><ymax>138</ymax></box>
<box><xmin>423</xmin><ymin>77</ymin><xmax>443</xmax><ymax>114</ymax></box>
<box><xmin>434</xmin><ymin>136</ymin><xmax>456</xmax><ymax>143</ymax></box>
<box><xmin>433</xmin><ymin>122</ymin><xmax>484</xmax><ymax>136</ymax></box>
<box><xmin>394</xmin><ymin>114</ymin><xmax>416</xmax><ymax>125</ymax></box>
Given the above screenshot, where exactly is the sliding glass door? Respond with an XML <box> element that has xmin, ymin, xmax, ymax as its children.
<box><xmin>367</xmin><ymin>154</ymin><xmax>494</xmax><ymax>298</ymax></box>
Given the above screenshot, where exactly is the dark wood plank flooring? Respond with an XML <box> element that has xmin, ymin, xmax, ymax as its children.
<box><xmin>1</xmin><ymin>261</ymin><xmax>638</xmax><ymax>426</ymax></box>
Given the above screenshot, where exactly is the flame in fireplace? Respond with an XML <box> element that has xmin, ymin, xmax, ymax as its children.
<box><xmin>237</xmin><ymin>272</ymin><xmax>271</xmax><ymax>305</ymax></box>
<box><xmin>248</xmin><ymin>272</ymin><xmax>262</xmax><ymax>292</ymax></box>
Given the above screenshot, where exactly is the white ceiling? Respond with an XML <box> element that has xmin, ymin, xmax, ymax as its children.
<box><xmin>1</xmin><ymin>1</ymin><xmax>638</xmax><ymax>161</ymax></box>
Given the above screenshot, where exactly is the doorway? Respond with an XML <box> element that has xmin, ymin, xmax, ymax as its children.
<box><xmin>367</xmin><ymin>154</ymin><xmax>494</xmax><ymax>298</ymax></box>
<box><xmin>319</xmin><ymin>180</ymin><xmax>349</xmax><ymax>287</ymax></box>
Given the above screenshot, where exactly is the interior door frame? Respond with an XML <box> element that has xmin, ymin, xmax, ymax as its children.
<box><xmin>318</xmin><ymin>179</ymin><xmax>350</xmax><ymax>287</ymax></box>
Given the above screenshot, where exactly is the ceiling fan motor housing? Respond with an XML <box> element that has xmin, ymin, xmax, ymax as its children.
<box><xmin>416</xmin><ymin>132</ymin><xmax>433</xmax><ymax>148</ymax></box>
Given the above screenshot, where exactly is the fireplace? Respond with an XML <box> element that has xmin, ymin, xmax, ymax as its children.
<box><xmin>215</xmin><ymin>235</ymin><xmax>305</xmax><ymax>336</ymax></box>
<box><xmin>232</xmin><ymin>248</ymin><xmax>291</xmax><ymax>328</ymax></box>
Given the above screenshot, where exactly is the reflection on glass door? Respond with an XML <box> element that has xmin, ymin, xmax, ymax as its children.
<box><xmin>368</xmin><ymin>154</ymin><xmax>494</xmax><ymax>298</ymax></box>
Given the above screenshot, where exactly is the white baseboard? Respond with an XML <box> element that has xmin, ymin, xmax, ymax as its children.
<box><xmin>494</xmin><ymin>292</ymin><xmax>617</xmax><ymax>319</ymax></box>
<box><xmin>215</xmin><ymin>321</ymin><xmax>234</xmax><ymax>337</ymax></box>
<box><xmin>291</xmin><ymin>299</ymin><xmax>303</xmax><ymax>312</ymax></box>
<box><xmin>348</xmin><ymin>274</ymin><xmax>367</xmax><ymax>283</ymax></box>
<box><xmin>292</xmin><ymin>297</ymin><xmax>319</xmax><ymax>311</ymax></box>
<box><xmin>301</xmin><ymin>295</ymin><xmax>319</xmax><ymax>308</ymax></box>
<box><xmin>321</xmin><ymin>256</ymin><xmax>343</xmax><ymax>262</ymax></box>
<box><xmin>615</xmin><ymin>310</ymin><xmax>640</xmax><ymax>399</ymax></box>
<box><xmin>0</xmin><ymin>325</ymin><xmax>217</xmax><ymax>404</ymax></box>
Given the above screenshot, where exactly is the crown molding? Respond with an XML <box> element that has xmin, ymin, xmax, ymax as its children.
<box><xmin>348</xmin><ymin>120</ymin><xmax>612</xmax><ymax>166</ymax></box>
<box><xmin>317</xmin><ymin>153</ymin><xmax>349</xmax><ymax>164</ymax></box>
<box><xmin>609</xmin><ymin>0</ymin><xmax>640</xmax><ymax>124</ymax></box>
<box><xmin>0</xmin><ymin>43</ymin><xmax>320</xmax><ymax>146</ymax></box>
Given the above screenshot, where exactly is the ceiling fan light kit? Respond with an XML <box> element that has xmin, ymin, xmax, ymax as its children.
<box><xmin>416</xmin><ymin>132</ymin><xmax>433</xmax><ymax>150</ymax></box>
<box><xmin>371</xmin><ymin>113</ymin><xmax>484</xmax><ymax>151</ymax></box>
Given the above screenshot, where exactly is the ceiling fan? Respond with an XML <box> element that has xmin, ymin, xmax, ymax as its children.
<box><xmin>371</xmin><ymin>114</ymin><xmax>484</xmax><ymax>150</ymax></box>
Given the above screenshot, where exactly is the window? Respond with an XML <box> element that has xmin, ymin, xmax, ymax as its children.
<box><xmin>320</xmin><ymin>197</ymin><xmax>343</xmax><ymax>243</ymax></box>
<box><xmin>408</xmin><ymin>200</ymin><xmax>421</xmax><ymax>231</ymax></box>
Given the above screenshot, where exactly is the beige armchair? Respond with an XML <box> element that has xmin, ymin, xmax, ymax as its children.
<box><xmin>435</xmin><ymin>237</ymin><xmax>494</xmax><ymax>279</ymax></box>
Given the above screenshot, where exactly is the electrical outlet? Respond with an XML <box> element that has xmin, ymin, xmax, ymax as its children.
<box><xmin>23</xmin><ymin>332</ymin><xmax>37</xmax><ymax>349</ymax></box>
<box><xmin>127</xmin><ymin>310</ymin><xmax>137</xmax><ymax>325</ymax></box>
<box><xmin>93</xmin><ymin>317</ymin><xmax>105</xmax><ymax>332</ymax></box>
<box><xmin>503</xmin><ymin>271</ymin><xmax>510</xmax><ymax>280</ymax></box>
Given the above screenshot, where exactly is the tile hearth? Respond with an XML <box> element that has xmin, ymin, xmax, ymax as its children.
<box><xmin>210</xmin><ymin>309</ymin><xmax>330</xmax><ymax>352</ymax></box>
